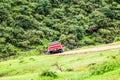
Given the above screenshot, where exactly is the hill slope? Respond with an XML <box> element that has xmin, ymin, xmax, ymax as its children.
<box><xmin>0</xmin><ymin>45</ymin><xmax>120</xmax><ymax>80</ymax></box>
<box><xmin>0</xmin><ymin>0</ymin><xmax>120</xmax><ymax>57</ymax></box>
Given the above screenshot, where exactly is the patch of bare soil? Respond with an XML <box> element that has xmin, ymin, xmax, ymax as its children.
<box><xmin>55</xmin><ymin>44</ymin><xmax>120</xmax><ymax>56</ymax></box>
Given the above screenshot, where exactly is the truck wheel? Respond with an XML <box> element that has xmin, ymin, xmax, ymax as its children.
<box><xmin>59</xmin><ymin>50</ymin><xmax>63</xmax><ymax>53</ymax></box>
<box><xmin>49</xmin><ymin>51</ymin><xmax>54</xmax><ymax>54</ymax></box>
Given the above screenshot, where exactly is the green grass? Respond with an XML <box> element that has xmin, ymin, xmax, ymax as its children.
<box><xmin>85</xmin><ymin>68</ymin><xmax>120</xmax><ymax>80</ymax></box>
<box><xmin>76</xmin><ymin>41</ymin><xmax>120</xmax><ymax>50</ymax></box>
<box><xmin>0</xmin><ymin>46</ymin><xmax>120</xmax><ymax>80</ymax></box>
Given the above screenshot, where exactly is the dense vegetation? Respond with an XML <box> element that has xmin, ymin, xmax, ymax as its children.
<box><xmin>0</xmin><ymin>0</ymin><xmax>120</xmax><ymax>57</ymax></box>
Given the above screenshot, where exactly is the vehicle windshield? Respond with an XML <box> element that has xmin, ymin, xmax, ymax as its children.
<box><xmin>49</xmin><ymin>42</ymin><xmax>60</xmax><ymax>45</ymax></box>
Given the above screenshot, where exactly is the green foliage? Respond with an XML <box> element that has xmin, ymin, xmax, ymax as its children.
<box><xmin>90</xmin><ymin>60</ymin><xmax>120</xmax><ymax>75</ymax></box>
<box><xmin>35</xmin><ymin>0</ymin><xmax>52</xmax><ymax>15</ymax></box>
<box><xmin>1</xmin><ymin>43</ymin><xmax>17</xmax><ymax>57</ymax></box>
<box><xmin>98</xmin><ymin>29</ymin><xmax>111</xmax><ymax>36</ymax></box>
<box><xmin>0</xmin><ymin>0</ymin><xmax>120</xmax><ymax>57</ymax></box>
<box><xmin>40</xmin><ymin>70</ymin><xmax>58</xmax><ymax>78</ymax></box>
<box><xmin>114</xmin><ymin>37</ymin><xmax>120</xmax><ymax>42</ymax></box>
<box><xmin>98</xmin><ymin>7</ymin><xmax>115</xmax><ymax>19</ymax></box>
<box><xmin>0</xmin><ymin>3</ymin><xmax>10</xmax><ymax>23</ymax></box>
<box><xmin>14</xmin><ymin>15</ymin><xmax>36</xmax><ymax>29</ymax></box>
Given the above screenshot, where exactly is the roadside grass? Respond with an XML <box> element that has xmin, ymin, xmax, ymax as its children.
<box><xmin>76</xmin><ymin>41</ymin><xmax>120</xmax><ymax>50</ymax></box>
<box><xmin>6</xmin><ymin>41</ymin><xmax>120</xmax><ymax>60</ymax></box>
<box><xmin>0</xmin><ymin>47</ymin><xmax>120</xmax><ymax>80</ymax></box>
<box><xmin>85</xmin><ymin>68</ymin><xmax>120</xmax><ymax>80</ymax></box>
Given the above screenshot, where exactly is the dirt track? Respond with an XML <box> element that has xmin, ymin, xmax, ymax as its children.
<box><xmin>55</xmin><ymin>44</ymin><xmax>120</xmax><ymax>56</ymax></box>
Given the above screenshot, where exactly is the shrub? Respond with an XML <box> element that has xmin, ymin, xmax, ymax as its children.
<box><xmin>0</xmin><ymin>3</ymin><xmax>9</xmax><ymax>23</ymax></box>
<box><xmin>65</xmin><ymin>68</ymin><xmax>74</xmax><ymax>72</ymax></box>
<box><xmin>98</xmin><ymin>29</ymin><xmax>111</xmax><ymax>36</ymax></box>
<box><xmin>98</xmin><ymin>7</ymin><xmax>115</xmax><ymax>19</ymax></box>
<box><xmin>35</xmin><ymin>0</ymin><xmax>52</xmax><ymax>15</ymax></box>
<box><xmin>0</xmin><ymin>37</ymin><xmax>6</xmax><ymax>44</ymax></box>
<box><xmin>1</xmin><ymin>43</ymin><xmax>17</xmax><ymax>57</ymax></box>
<box><xmin>114</xmin><ymin>37</ymin><xmax>120</xmax><ymax>42</ymax></box>
<box><xmin>14</xmin><ymin>15</ymin><xmax>36</xmax><ymax>29</ymax></box>
<box><xmin>51</xmin><ymin>9</ymin><xmax>64</xmax><ymax>19</ymax></box>
<box><xmin>90</xmin><ymin>60</ymin><xmax>120</xmax><ymax>75</ymax></box>
<box><xmin>40</xmin><ymin>70</ymin><xmax>58</xmax><ymax>78</ymax></box>
<box><xmin>84</xmin><ymin>38</ymin><xmax>95</xmax><ymax>45</ymax></box>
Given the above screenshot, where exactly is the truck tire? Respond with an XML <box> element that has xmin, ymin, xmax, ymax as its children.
<box><xmin>58</xmin><ymin>49</ymin><xmax>63</xmax><ymax>53</ymax></box>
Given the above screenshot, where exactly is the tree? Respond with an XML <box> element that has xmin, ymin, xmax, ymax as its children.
<box><xmin>98</xmin><ymin>7</ymin><xmax>115</xmax><ymax>19</ymax></box>
<box><xmin>14</xmin><ymin>15</ymin><xmax>35</xmax><ymax>29</ymax></box>
<box><xmin>35</xmin><ymin>0</ymin><xmax>52</xmax><ymax>15</ymax></box>
<box><xmin>0</xmin><ymin>3</ymin><xmax>10</xmax><ymax>23</ymax></box>
<box><xmin>1</xmin><ymin>43</ymin><xmax>17</xmax><ymax>57</ymax></box>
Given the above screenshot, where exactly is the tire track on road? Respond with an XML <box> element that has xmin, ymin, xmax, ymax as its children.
<box><xmin>55</xmin><ymin>44</ymin><xmax>120</xmax><ymax>56</ymax></box>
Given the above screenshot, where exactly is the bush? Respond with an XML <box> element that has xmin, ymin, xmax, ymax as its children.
<box><xmin>1</xmin><ymin>43</ymin><xmax>17</xmax><ymax>57</ymax></box>
<box><xmin>114</xmin><ymin>37</ymin><xmax>120</xmax><ymax>42</ymax></box>
<box><xmin>0</xmin><ymin>37</ymin><xmax>6</xmax><ymax>44</ymax></box>
<box><xmin>40</xmin><ymin>70</ymin><xmax>58</xmax><ymax>78</ymax></box>
<box><xmin>35</xmin><ymin>0</ymin><xmax>52</xmax><ymax>15</ymax></box>
<box><xmin>90</xmin><ymin>60</ymin><xmax>120</xmax><ymax>75</ymax></box>
<box><xmin>51</xmin><ymin>9</ymin><xmax>64</xmax><ymax>19</ymax></box>
<box><xmin>14</xmin><ymin>15</ymin><xmax>37</xmax><ymax>29</ymax></box>
<box><xmin>98</xmin><ymin>7</ymin><xmax>115</xmax><ymax>19</ymax></box>
<box><xmin>84</xmin><ymin>38</ymin><xmax>95</xmax><ymax>45</ymax></box>
<box><xmin>98</xmin><ymin>29</ymin><xmax>111</xmax><ymax>36</ymax></box>
<box><xmin>17</xmin><ymin>40</ymin><xmax>30</xmax><ymax>48</ymax></box>
<box><xmin>0</xmin><ymin>3</ymin><xmax>9</xmax><ymax>23</ymax></box>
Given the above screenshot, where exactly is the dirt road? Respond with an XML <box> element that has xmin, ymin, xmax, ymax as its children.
<box><xmin>55</xmin><ymin>44</ymin><xmax>120</xmax><ymax>56</ymax></box>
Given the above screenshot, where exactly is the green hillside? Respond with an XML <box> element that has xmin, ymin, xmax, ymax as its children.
<box><xmin>0</xmin><ymin>47</ymin><xmax>120</xmax><ymax>80</ymax></box>
<box><xmin>0</xmin><ymin>0</ymin><xmax>120</xmax><ymax>57</ymax></box>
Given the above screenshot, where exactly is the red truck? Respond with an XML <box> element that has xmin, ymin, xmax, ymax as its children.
<box><xmin>47</xmin><ymin>42</ymin><xmax>63</xmax><ymax>54</ymax></box>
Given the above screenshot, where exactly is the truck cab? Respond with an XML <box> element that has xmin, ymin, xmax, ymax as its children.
<box><xmin>47</xmin><ymin>42</ymin><xmax>63</xmax><ymax>54</ymax></box>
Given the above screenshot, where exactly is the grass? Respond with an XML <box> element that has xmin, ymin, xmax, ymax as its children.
<box><xmin>85</xmin><ymin>68</ymin><xmax>120</xmax><ymax>80</ymax></box>
<box><xmin>76</xmin><ymin>41</ymin><xmax>120</xmax><ymax>50</ymax></box>
<box><xmin>0</xmin><ymin>44</ymin><xmax>120</xmax><ymax>80</ymax></box>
